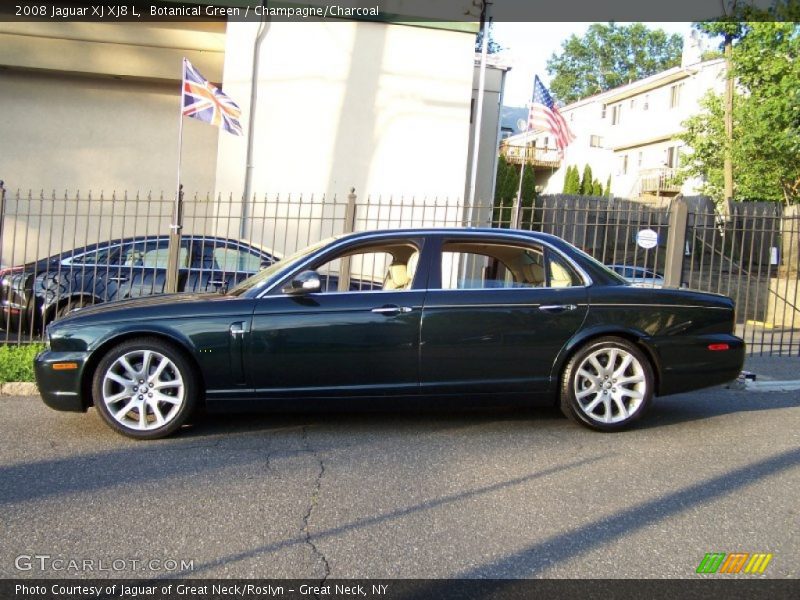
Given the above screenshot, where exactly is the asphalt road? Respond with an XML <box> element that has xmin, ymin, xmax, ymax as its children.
<box><xmin>1</xmin><ymin>384</ymin><xmax>798</xmax><ymax>580</ymax></box>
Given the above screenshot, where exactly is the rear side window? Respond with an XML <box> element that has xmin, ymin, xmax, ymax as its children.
<box><xmin>440</xmin><ymin>241</ymin><xmax>581</xmax><ymax>290</ymax></box>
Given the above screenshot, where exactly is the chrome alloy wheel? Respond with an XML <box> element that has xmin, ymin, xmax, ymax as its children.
<box><xmin>573</xmin><ymin>347</ymin><xmax>646</xmax><ymax>424</ymax></box>
<box><xmin>101</xmin><ymin>350</ymin><xmax>185</xmax><ymax>431</ymax></box>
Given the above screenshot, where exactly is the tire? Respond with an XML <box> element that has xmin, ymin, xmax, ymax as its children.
<box><xmin>55</xmin><ymin>298</ymin><xmax>93</xmax><ymax>321</ymax></box>
<box><xmin>560</xmin><ymin>336</ymin><xmax>654</xmax><ymax>432</ymax></box>
<box><xmin>92</xmin><ymin>337</ymin><xmax>198</xmax><ymax>440</ymax></box>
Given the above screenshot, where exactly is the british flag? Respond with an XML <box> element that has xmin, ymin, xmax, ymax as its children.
<box><xmin>181</xmin><ymin>58</ymin><xmax>242</xmax><ymax>136</ymax></box>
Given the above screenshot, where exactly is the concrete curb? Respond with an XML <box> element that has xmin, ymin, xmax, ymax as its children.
<box><xmin>745</xmin><ymin>380</ymin><xmax>800</xmax><ymax>393</ymax></box>
<box><xmin>0</xmin><ymin>382</ymin><xmax>39</xmax><ymax>396</ymax></box>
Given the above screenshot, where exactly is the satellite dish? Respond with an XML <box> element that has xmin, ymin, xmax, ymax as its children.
<box><xmin>516</xmin><ymin>118</ymin><xmax>528</xmax><ymax>132</ymax></box>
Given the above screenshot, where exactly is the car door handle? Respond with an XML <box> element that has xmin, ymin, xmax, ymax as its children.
<box><xmin>230</xmin><ymin>322</ymin><xmax>247</xmax><ymax>338</ymax></box>
<box><xmin>106</xmin><ymin>276</ymin><xmax>129</xmax><ymax>283</ymax></box>
<box><xmin>371</xmin><ymin>305</ymin><xmax>413</xmax><ymax>315</ymax></box>
<box><xmin>539</xmin><ymin>304</ymin><xmax>578</xmax><ymax>313</ymax></box>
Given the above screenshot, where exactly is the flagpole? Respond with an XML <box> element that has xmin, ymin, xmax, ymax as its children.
<box><xmin>166</xmin><ymin>59</ymin><xmax>187</xmax><ymax>294</ymax></box>
<box><xmin>512</xmin><ymin>129</ymin><xmax>528</xmax><ymax>230</ymax></box>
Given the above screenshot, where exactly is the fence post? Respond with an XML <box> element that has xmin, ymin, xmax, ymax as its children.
<box><xmin>779</xmin><ymin>205</ymin><xmax>799</xmax><ymax>279</ymax></box>
<box><xmin>165</xmin><ymin>184</ymin><xmax>184</xmax><ymax>294</ymax></box>
<box><xmin>338</xmin><ymin>187</ymin><xmax>357</xmax><ymax>291</ymax></box>
<box><xmin>664</xmin><ymin>197</ymin><xmax>688</xmax><ymax>288</ymax></box>
<box><xmin>343</xmin><ymin>187</ymin><xmax>357</xmax><ymax>235</ymax></box>
<box><xmin>0</xmin><ymin>181</ymin><xmax>5</xmax><ymax>267</ymax></box>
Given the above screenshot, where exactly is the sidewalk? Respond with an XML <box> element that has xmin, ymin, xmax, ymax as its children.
<box><xmin>744</xmin><ymin>356</ymin><xmax>800</xmax><ymax>381</ymax></box>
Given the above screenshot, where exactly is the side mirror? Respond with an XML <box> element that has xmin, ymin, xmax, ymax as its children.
<box><xmin>282</xmin><ymin>270</ymin><xmax>321</xmax><ymax>295</ymax></box>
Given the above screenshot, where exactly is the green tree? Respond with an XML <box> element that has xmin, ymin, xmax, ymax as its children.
<box><xmin>580</xmin><ymin>164</ymin><xmax>594</xmax><ymax>195</ymax></box>
<box><xmin>592</xmin><ymin>179</ymin><xmax>603</xmax><ymax>196</ymax></box>
<box><xmin>605</xmin><ymin>175</ymin><xmax>612</xmax><ymax>197</ymax></box>
<box><xmin>546</xmin><ymin>23</ymin><xmax>682</xmax><ymax>104</ymax></box>
<box><xmin>475</xmin><ymin>22</ymin><xmax>503</xmax><ymax>54</ymax></box>
<box><xmin>679</xmin><ymin>21</ymin><xmax>800</xmax><ymax>203</ymax></box>
<box><xmin>493</xmin><ymin>156</ymin><xmax>518</xmax><ymax>225</ymax></box>
<box><xmin>562</xmin><ymin>165</ymin><xmax>574</xmax><ymax>193</ymax></box>
<box><xmin>518</xmin><ymin>165</ymin><xmax>537</xmax><ymax>226</ymax></box>
<box><xmin>563</xmin><ymin>166</ymin><xmax>581</xmax><ymax>194</ymax></box>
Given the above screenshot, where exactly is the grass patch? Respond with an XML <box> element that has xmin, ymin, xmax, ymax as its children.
<box><xmin>0</xmin><ymin>344</ymin><xmax>44</xmax><ymax>383</ymax></box>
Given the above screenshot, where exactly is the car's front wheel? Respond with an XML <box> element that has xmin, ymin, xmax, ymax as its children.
<box><xmin>560</xmin><ymin>336</ymin><xmax>654</xmax><ymax>431</ymax></box>
<box><xmin>92</xmin><ymin>337</ymin><xmax>198</xmax><ymax>439</ymax></box>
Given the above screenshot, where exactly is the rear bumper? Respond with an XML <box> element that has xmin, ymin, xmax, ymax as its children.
<box><xmin>33</xmin><ymin>350</ymin><xmax>89</xmax><ymax>412</ymax></box>
<box><xmin>653</xmin><ymin>334</ymin><xmax>745</xmax><ymax>396</ymax></box>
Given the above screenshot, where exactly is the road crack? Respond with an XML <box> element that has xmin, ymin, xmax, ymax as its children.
<box><xmin>301</xmin><ymin>425</ymin><xmax>330</xmax><ymax>584</ymax></box>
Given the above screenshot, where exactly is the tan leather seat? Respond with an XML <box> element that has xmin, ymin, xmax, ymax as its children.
<box><xmin>383</xmin><ymin>263</ymin><xmax>410</xmax><ymax>290</ymax></box>
<box><xmin>383</xmin><ymin>253</ymin><xmax>418</xmax><ymax>290</ymax></box>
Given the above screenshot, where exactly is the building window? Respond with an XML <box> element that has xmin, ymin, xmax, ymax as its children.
<box><xmin>630</xmin><ymin>98</ymin><xmax>635</xmax><ymax>109</ymax></box>
<box><xmin>590</xmin><ymin>135</ymin><xmax>603</xmax><ymax>148</ymax></box>
<box><xmin>643</xmin><ymin>94</ymin><xmax>649</xmax><ymax>110</ymax></box>
<box><xmin>543</xmin><ymin>136</ymin><xmax>549</xmax><ymax>148</ymax></box>
<box><xmin>620</xmin><ymin>154</ymin><xmax>628</xmax><ymax>175</ymax></box>
<box><xmin>601</xmin><ymin>105</ymin><xmax>607</xmax><ymax>119</ymax></box>
<box><xmin>666</xmin><ymin>146</ymin><xmax>680</xmax><ymax>168</ymax></box>
<box><xmin>638</xmin><ymin>151</ymin><xmax>643</xmax><ymax>168</ymax></box>
<box><xmin>611</xmin><ymin>104</ymin><xmax>622</xmax><ymax>125</ymax></box>
<box><xmin>670</xmin><ymin>84</ymin><xmax>683</xmax><ymax>108</ymax></box>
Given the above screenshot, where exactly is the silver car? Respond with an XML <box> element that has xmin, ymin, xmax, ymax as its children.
<box><xmin>609</xmin><ymin>265</ymin><xmax>665</xmax><ymax>288</ymax></box>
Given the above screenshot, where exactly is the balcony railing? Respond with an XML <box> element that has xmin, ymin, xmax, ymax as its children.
<box><xmin>499</xmin><ymin>144</ymin><xmax>562</xmax><ymax>168</ymax></box>
<box><xmin>639</xmin><ymin>168</ymin><xmax>682</xmax><ymax>195</ymax></box>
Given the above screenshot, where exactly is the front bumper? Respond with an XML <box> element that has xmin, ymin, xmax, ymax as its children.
<box><xmin>34</xmin><ymin>350</ymin><xmax>90</xmax><ymax>412</ymax></box>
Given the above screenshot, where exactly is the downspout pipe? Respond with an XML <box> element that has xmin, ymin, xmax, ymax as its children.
<box><xmin>240</xmin><ymin>1</ymin><xmax>270</xmax><ymax>240</ymax></box>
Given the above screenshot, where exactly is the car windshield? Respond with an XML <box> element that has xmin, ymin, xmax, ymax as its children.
<box><xmin>227</xmin><ymin>237</ymin><xmax>336</xmax><ymax>296</ymax></box>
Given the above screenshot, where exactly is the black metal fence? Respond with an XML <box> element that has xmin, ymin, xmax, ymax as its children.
<box><xmin>1</xmin><ymin>183</ymin><xmax>798</xmax><ymax>356</ymax></box>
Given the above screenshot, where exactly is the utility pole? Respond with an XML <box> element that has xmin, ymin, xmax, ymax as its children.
<box><xmin>724</xmin><ymin>31</ymin><xmax>734</xmax><ymax>203</ymax></box>
<box><xmin>467</xmin><ymin>2</ymin><xmax>490</xmax><ymax>208</ymax></box>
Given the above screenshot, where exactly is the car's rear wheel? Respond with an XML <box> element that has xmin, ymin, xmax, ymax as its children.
<box><xmin>92</xmin><ymin>337</ymin><xmax>197</xmax><ymax>439</ymax></box>
<box><xmin>560</xmin><ymin>336</ymin><xmax>653</xmax><ymax>431</ymax></box>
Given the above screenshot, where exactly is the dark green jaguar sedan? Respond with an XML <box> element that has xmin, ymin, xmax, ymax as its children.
<box><xmin>34</xmin><ymin>228</ymin><xmax>744</xmax><ymax>439</ymax></box>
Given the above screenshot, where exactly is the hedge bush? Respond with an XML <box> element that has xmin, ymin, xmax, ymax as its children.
<box><xmin>0</xmin><ymin>344</ymin><xmax>44</xmax><ymax>383</ymax></box>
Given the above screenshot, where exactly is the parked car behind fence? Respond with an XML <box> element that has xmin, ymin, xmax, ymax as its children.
<box><xmin>0</xmin><ymin>235</ymin><xmax>278</xmax><ymax>336</ymax></box>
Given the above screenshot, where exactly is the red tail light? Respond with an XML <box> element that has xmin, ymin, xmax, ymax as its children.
<box><xmin>708</xmin><ymin>343</ymin><xmax>730</xmax><ymax>351</ymax></box>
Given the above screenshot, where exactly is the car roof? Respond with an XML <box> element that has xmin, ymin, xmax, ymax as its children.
<box><xmin>337</xmin><ymin>228</ymin><xmax>567</xmax><ymax>245</ymax></box>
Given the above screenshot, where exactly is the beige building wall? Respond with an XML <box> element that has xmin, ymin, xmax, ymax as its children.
<box><xmin>0</xmin><ymin>22</ymin><xmax>225</xmax><ymax>194</ymax></box>
<box><xmin>216</xmin><ymin>21</ymin><xmax>475</xmax><ymax>252</ymax></box>
<box><xmin>214</xmin><ymin>20</ymin><xmax>476</xmax><ymax>249</ymax></box>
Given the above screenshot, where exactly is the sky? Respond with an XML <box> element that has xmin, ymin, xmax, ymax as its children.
<box><xmin>492</xmin><ymin>22</ymin><xmax>696</xmax><ymax>107</ymax></box>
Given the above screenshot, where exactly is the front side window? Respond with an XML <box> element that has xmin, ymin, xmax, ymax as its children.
<box><xmin>65</xmin><ymin>246</ymin><xmax>114</xmax><ymax>266</ymax></box>
<box><xmin>311</xmin><ymin>242</ymin><xmax>420</xmax><ymax>293</ymax></box>
<box><xmin>440</xmin><ymin>242</ymin><xmax>580</xmax><ymax>290</ymax></box>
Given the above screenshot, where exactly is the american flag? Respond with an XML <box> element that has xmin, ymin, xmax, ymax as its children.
<box><xmin>181</xmin><ymin>58</ymin><xmax>242</xmax><ymax>136</ymax></box>
<box><xmin>527</xmin><ymin>75</ymin><xmax>574</xmax><ymax>154</ymax></box>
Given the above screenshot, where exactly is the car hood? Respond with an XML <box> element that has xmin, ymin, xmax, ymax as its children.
<box><xmin>58</xmin><ymin>292</ymin><xmax>232</xmax><ymax>321</ymax></box>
